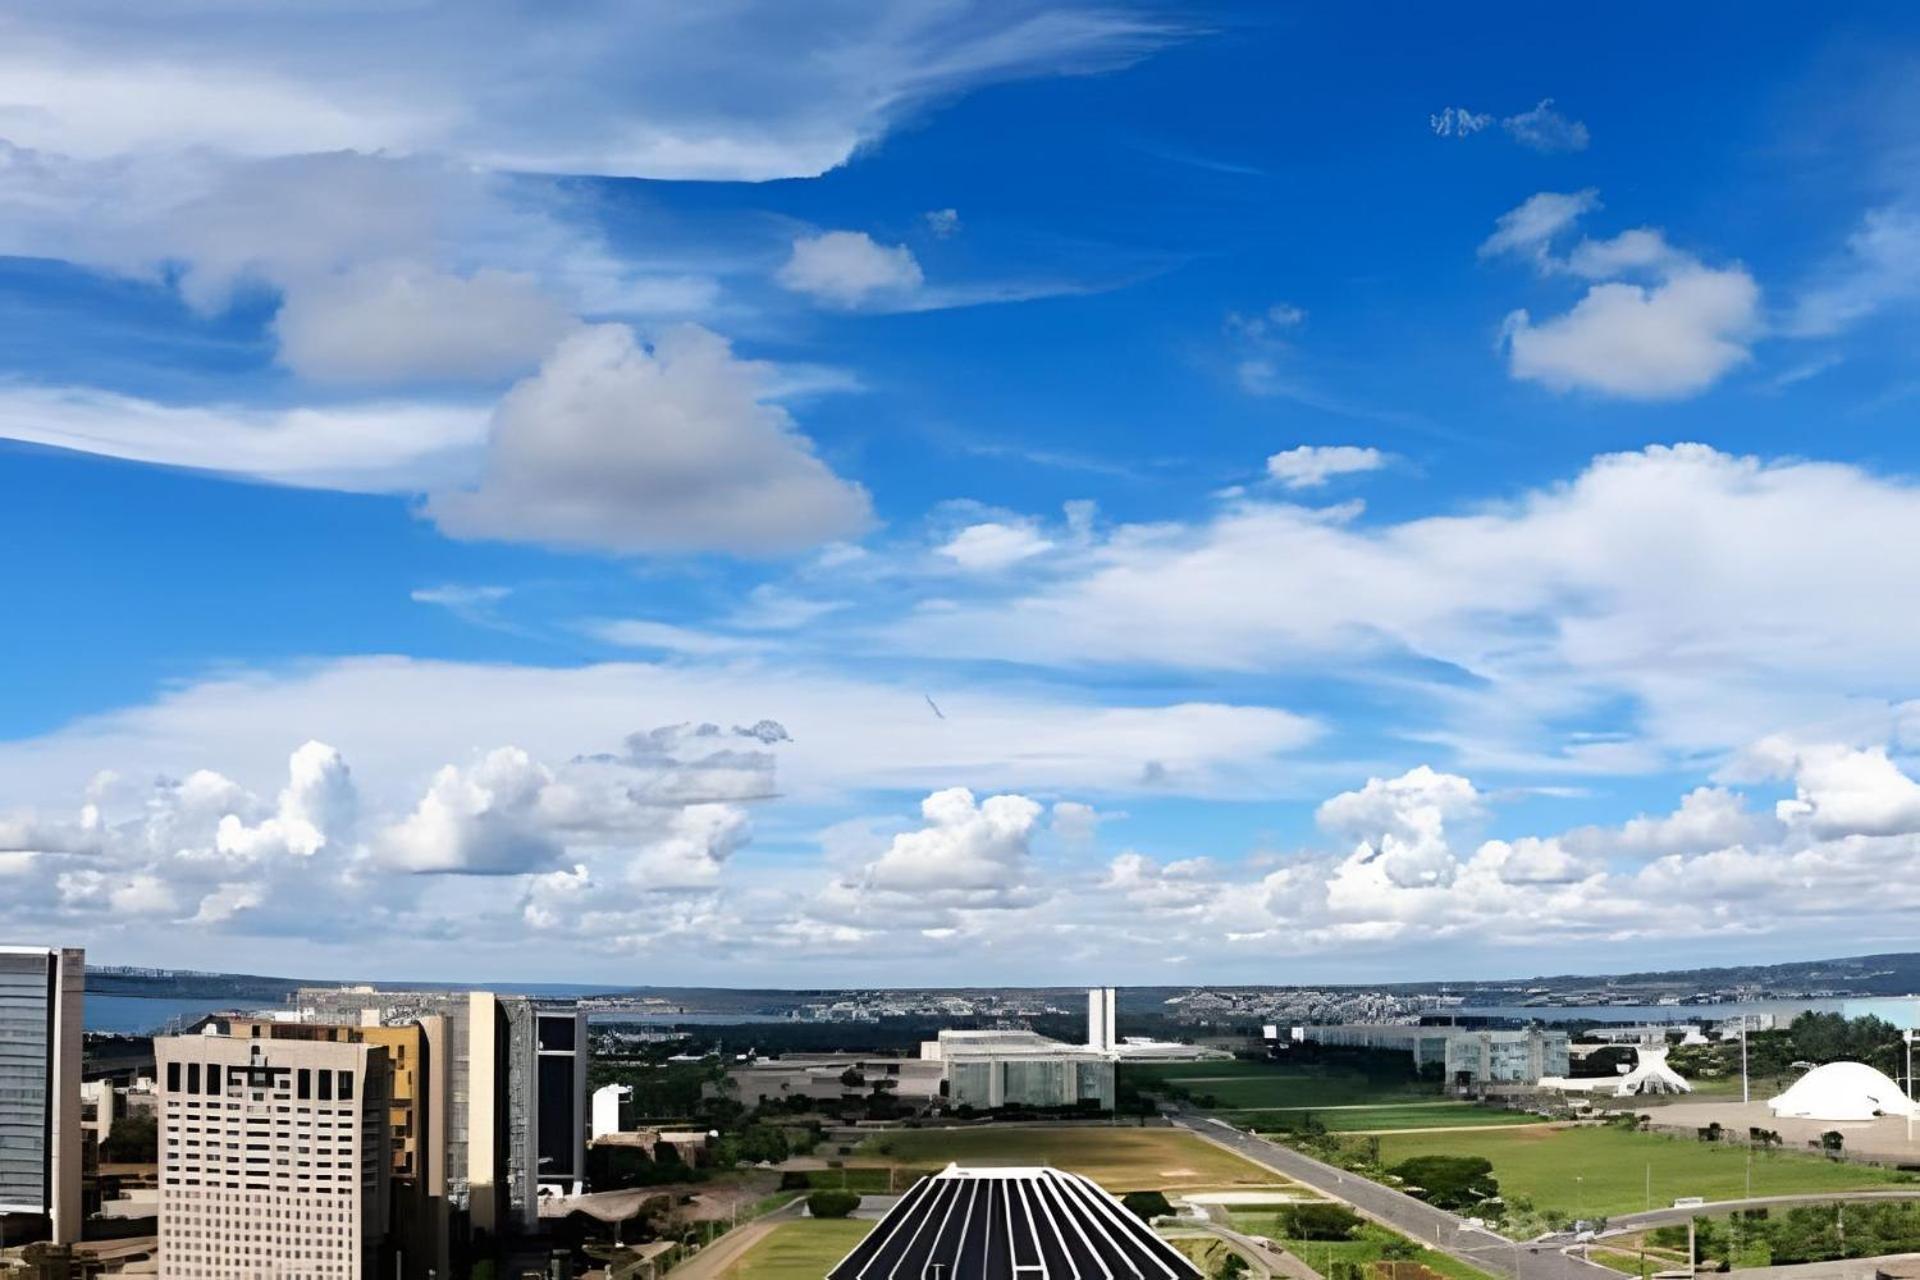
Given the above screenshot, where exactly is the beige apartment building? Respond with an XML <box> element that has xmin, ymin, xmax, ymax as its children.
<box><xmin>157</xmin><ymin>1034</ymin><xmax>391</xmax><ymax>1279</ymax></box>
<box><xmin>223</xmin><ymin>1015</ymin><xmax>447</xmax><ymax>1280</ymax></box>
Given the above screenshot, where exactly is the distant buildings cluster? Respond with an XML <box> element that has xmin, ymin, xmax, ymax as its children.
<box><xmin>1167</xmin><ymin>986</ymin><xmax>1464</xmax><ymax>1024</ymax></box>
<box><xmin>1</xmin><ymin>951</ymin><xmax>591</xmax><ymax>1280</ymax></box>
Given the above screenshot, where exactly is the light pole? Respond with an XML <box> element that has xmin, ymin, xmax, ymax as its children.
<box><xmin>1741</xmin><ymin>1019</ymin><xmax>1750</xmax><ymax>1106</ymax></box>
<box><xmin>1905</xmin><ymin>1020</ymin><xmax>1915</xmax><ymax>1147</ymax></box>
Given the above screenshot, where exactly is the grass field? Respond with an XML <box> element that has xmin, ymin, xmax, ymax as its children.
<box><xmin>1226</xmin><ymin>1218</ymin><xmax>1496</xmax><ymax>1280</ymax></box>
<box><xmin>721</xmin><ymin>1219</ymin><xmax>872</xmax><ymax>1280</ymax></box>
<box><xmin>1233</xmin><ymin>1102</ymin><xmax>1546</xmax><ymax>1133</ymax></box>
<box><xmin>1374</xmin><ymin>1126</ymin><xmax>1911</xmax><ymax>1218</ymax></box>
<box><xmin>860</xmin><ymin>1126</ymin><xmax>1289</xmax><ymax>1194</ymax></box>
<box><xmin>1127</xmin><ymin>1060</ymin><xmax>1440</xmax><ymax>1111</ymax></box>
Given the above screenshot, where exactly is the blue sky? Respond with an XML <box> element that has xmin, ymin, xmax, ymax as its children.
<box><xmin>4</xmin><ymin>2</ymin><xmax>1920</xmax><ymax>985</ymax></box>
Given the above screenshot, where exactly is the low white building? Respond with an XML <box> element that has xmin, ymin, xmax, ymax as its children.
<box><xmin>1769</xmin><ymin>1062</ymin><xmax>1916</xmax><ymax>1121</ymax></box>
<box><xmin>922</xmin><ymin>1030</ymin><xmax>1115</xmax><ymax>1110</ymax></box>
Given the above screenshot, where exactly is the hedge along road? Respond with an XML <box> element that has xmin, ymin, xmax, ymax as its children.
<box><xmin>1169</xmin><ymin>1109</ymin><xmax>1621</xmax><ymax>1280</ymax></box>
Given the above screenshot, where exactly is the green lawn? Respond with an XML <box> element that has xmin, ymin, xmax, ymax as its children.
<box><xmin>1126</xmin><ymin>1060</ymin><xmax>1441</xmax><ymax>1111</ymax></box>
<box><xmin>1235</xmin><ymin>1103</ymin><xmax>1545</xmax><ymax>1132</ymax></box>
<box><xmin>860</xmin><ymin>1126</ymin><xmax>1289</xmax><ymax>1194</ymax></box>
<box><xmin>722</xmin><ymin>1219</ymin><xmax>872</xmax><ymax>1280</ymax></box>
<box><xmin>785</xmin><ymin>1166</ymin><xmax>923</xmax><ymax>1193</ymax></box>
<box><xmin>1226</xmin><ymin>1218</ymin><xmax>1496</xmax><ymax>1280</ymax></box>
<box><xmin>1374</xmin><ymin>1126</ymin><xmax>1911</xmax><ymax>1219</ymax></box>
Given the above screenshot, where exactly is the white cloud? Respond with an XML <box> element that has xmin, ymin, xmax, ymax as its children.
<box><xmin>0</xmin><ymin>382</ymin><xmax>487</xmax><ymax>493</ymax></box>
<box><xmin>1789</xmin><ymin>207</ymin><xmax>1920</xmax><ymax>337</ymax></box>
<box><xmin>1566</xmin><ymin>786</ymin><xmax>1765</xmax><ymax>858</ymax></box>
<box><xmin>428</xmin><ymin>323</ymin><xmax>872</xmax><ymax>555</ymax></box>
<box><xmin>890</xmin><ymin>444</ymin><xmax>1920</xmax><ymax>765</ymax></box>
<box><xmin>1500</xmin><ymin>266</ymin><xmax>1761</xmax><ymax>399</ymax></box>
<box><xmin>1478</xmin><ymin>189</ymin><xmax>1600</xmax><ymax>265</ymax></box>
<box><xmin>379</xmin><ymin>748</ymin><xmax>563</xmax><ymax>874</ymax></box>
<box><xmin>272</xmin><ymin>263</ymin><xmax>575</xmax><ymax>385</ymax></box>
<box><xmin>937</xmin><ymin>521</ymin><xmax>1055</xmax><ymax>571</ymax></box>
<box><xmin>0</xmin><ymin>657</ymin><xmax>1321</xmax><ymax>817</ymax></box>
<box><xmin>1050</xmin><ymin>800</ymin><xmax>1104</xmax><ymax>844</ymax></box>
<box><xmin>1483</xmin><ymin>191</ymin><xmax>1760</xmax><ymax>399</ymax></box>
<box><xmin>1430</xmin><ymin>107</ymin><xmax>1492</xmax><ymax>139</ymax></box>
<box><xmin>924</xmin><ymin>208</ymin><xmax>962</xmax><ymax>238</ymax></box>
<box><xmin>586</xmin><ymin>620</ymin><xmax>769</xmax><ymax>657</ymax></box>
<box><xmin>0</xmin><ymin>5</ymin><xmax>1175</xmax><ymax>182</ymax></box>
<box><xmin>857</xmin><ymin>787</ymin><xmax>1043</xmax><ymax>905</ymax></box>
<box><xmin>1761</xmin><ymin>742</ymin><xmax>1920</xmax><ymax>838</ymax></box>
<box><xmin>1502</xmin><ymin>99</ymin><xmax>1589</xmax><ymax>153</ymax></box>
<box><xmin>1265</xmin><ymin>445</ymin><xmax>1386</xmax><ymax>489</ymax></box>
<box><xmin>1317</xmin><ymin>766</ymin><xmax>1482</xmax><ymax>888</ymax></box>
<box><xmin>776</xmin><ymin>231</ymin><xmax>924</xmax><ymax>307</ymax></box>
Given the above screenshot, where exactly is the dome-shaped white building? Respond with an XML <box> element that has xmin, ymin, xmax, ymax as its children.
<box><xmin>1767</xmin><ymin>1061</ymin><xmax>1916</xmax><ymax>1122</ymax></box>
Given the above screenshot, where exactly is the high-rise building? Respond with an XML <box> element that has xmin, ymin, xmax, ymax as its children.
<box><xmin>223</xmin><ymin>1015</ymin><xmax>447</xmax><ymax>1280</ymax></box>
<box><xmin>156</xmin><ymin>1032</ymin><xmax>391</xmax><ymax>1278</ymax></box>
<box><xmin>0</xmin><ymin>945</ymin><xmax>84</xmax><ymax>1246</ymax></box>
<box><xmin>291</xmin><ymin>988</ymin><xmax>585</xmax><ymax>1237</ymax></box>
<box><xmin>1085</xmin><ymin>986</ymin><xmax>1116</xmax><ymax>1053</ymax></box>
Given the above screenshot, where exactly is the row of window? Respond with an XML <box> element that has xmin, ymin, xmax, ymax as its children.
<box><xmin>166</xmin><ymin>1060</ymin><xmax>356</xmax><ymax>1100</ymax></box>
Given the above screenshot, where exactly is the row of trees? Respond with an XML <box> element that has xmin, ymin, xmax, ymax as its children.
<box><xmin>1656</xmin><ymin>1202</ymin><xmax>1920</xmax><ymax>1267</ymax></box>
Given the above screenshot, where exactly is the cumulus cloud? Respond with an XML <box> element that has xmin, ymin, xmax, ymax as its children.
<box><xmin>1500</xmin><ymin>266</ymin><xmax>1761</xmax><ymax>398</ymax></box>
<box><xmin>1482</xmin><ymin>190</ymin><xmax>1760</xmax><ymax>399</ymax></box>
<box><xmin>428</xmin><ymin>323</ymin><xmax>872</xmax><ymax>555</ymax></box>
<box><xmin>778</xmin><ymin>231</ymin><xmax>924</xmax><ymax>306</ymax></box>
<box><xmin>1318</xmin><ymin>766</ymin><xmax>1482</xmax><ymax>888</ymax></box>
<box><xmin>852</xmin><ymin>786</ymin><xmax>1036</xmax><ymax>905</ymax></box>
<box><xmin>1265</xmin><ymin>445</ymin><xmax>1386</xmax><ymax>489</ymax></box>
<box><xmin>1564</xmin><ymin>786</ymin><xmax>1766</xmax><ymax>859</ymax></box>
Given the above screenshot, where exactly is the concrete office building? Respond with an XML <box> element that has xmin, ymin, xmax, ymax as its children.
<box><xmin>224</xmin><ymin>1016</ymin><xmax>446</xmax><ymax>1280</ymax></box>
<box><xmin>156</xmin><ymin>1032</ymin><xmax>391</xmax><ymax>1279</ymax></box>
<box><xmin>1298</xmin><ymin>1024</ymin><xmax>1569</xmax><ymax>1085</ymax></box>
<box><xmin>0</xmin><ymin>946</ymin><xmax>84</xmax><ymax>1247</ymax></box>
<box><xmin>291</xmin><ymin>988</ymin><xmax>584</xmax><ymax>1237</ymax></box>
<box><xmin>1085</xmin><ymin>987</ymin><xmax>1116</xmax><ymax>1053</ymax></box>
<box><xmin>922</xmin><ymin>1031</ymin><xmax>1115</xmax><ymax>1110</ymax></box>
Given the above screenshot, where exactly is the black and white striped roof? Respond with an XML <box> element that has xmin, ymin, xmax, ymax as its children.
<box><xmin>827</xmin><ymin>1164</ymin><xmax>1204</xmax><ymax>1280</ymax></box>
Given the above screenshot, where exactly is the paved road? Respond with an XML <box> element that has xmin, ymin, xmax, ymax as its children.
<box><xmin>665</xmin><ymin>1196</ymin><xmax>808</xmax><ymax>1280</ymax></box>
<box><xmin>1171</xmin><ymin>1111</ymin><xmax>1619</xmax><ymax>1280</ymax></box>
<box><xmin>1599</xmin><ymin>1190</ymin><xmax>1920</xmax><ymax>1236</ymax></box>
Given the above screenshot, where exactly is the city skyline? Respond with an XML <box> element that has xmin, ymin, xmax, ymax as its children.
<box><xmin>4</xmin><ymin>4</ymin><xmax>1920</xmax><ymax>984</ymax></box>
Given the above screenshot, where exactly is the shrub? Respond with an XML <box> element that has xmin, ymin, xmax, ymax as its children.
<box><xmin>808</xmin><ymin>1190</ymin><xmax>861</xmax><ymax>1219</ymax></box>
<box><xmin>1282</xmin><ymin>1204</ymin><xmax>1363</xmax><ymax>1240</ymax></box>
<box><xmin>779</xmin><ymin>1171</ymin><xmax>811</xmax><ymax>1191</ymax></box>
<box><xmin>1387</xmin><ymin>1155</ymin><xmax>1498</xmax><ymax>1211</ymax></box>
<box><xmin>1122</xmin><ymin>1190</ymin><xmax>1173</xmax><ymax>1222</ymax></box>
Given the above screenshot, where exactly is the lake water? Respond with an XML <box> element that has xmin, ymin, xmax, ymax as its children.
<box><xmin>86</xmin><ymin>995</ymin><xmax>245</xmax><ymax>1034</ymax></box>
<box><xmin>1457</xmin><ymin>995</ymin><xmax>1920</xmax><ymax>1028</ymax></box>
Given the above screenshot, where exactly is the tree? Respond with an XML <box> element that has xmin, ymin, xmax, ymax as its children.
<box><xmin>1122</xmin><ymin>1191</ymin><xmax>1173</xmax><ymax>1222</ymax></box>
<box><xmin>735</xmin><ymin>1125</ymin><xmax>790</xmax><ymax>1164</ymax></box>
<box><xmin>839</xmin><ymin>1067</ymin><xmax>866</xmax><ymax>1089</ymax></box>
<box><xmin>1282</xmin><ymin>1204</ymin><xmax>1362</xmax><ymax>1240</ymax></box>
<box><xmin>808</xmin><ymin>1190</ymin><xmax>861</xmax><ymax>1219</ymax></box>
<box><xmin>101</xmin><ymin>1112</ymin><xmax>158</xmax><ymax>1163</ymax></box>
<box><xmin>1213</xmin><ymin>1251</ymin><xmax>1249</xmax><ymax>1280</ymax></box>
<box><xmin>1821</xmin><ymin>1131</ymin><xmax>1845</xmax><ymax>1157</ymax></box>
